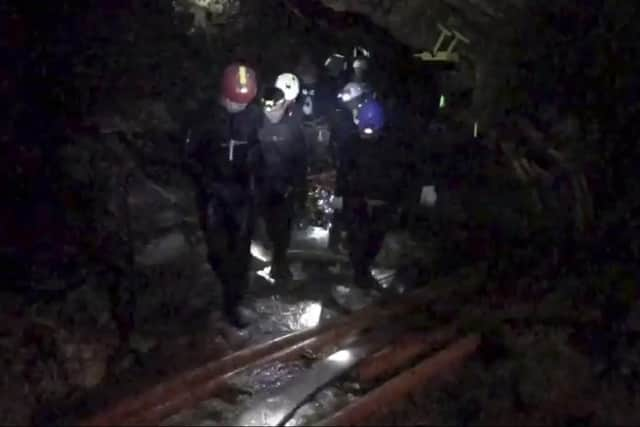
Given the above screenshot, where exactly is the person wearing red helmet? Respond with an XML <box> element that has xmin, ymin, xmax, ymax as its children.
<box><xmin>183</xmin><ymin>63</ymin><xmax>261</xmax><ymax>328</ymax></box>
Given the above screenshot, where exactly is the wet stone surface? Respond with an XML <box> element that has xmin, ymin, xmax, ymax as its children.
<box><xmin>245</xmin><ymin>297</ymin><xmax>338</xmax><ymax>342</ymax></box>
<box><xmin>285</xmin><ymin>386</ymin><xmax>356</xmax><ymax>426</ymax></box>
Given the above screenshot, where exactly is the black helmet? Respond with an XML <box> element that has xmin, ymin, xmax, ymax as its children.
<box><xmin>295</xmin><ymin>55</ymin><xmax>318</xmax><ymax>85</ymax></box>
<box><xmin>260</xmin><ymin>86</ymin><xmax>286</xmax><ymax>110</ymax></box>
<box><xmin>352</xmin><ymin>46</ymin><xmax>370</xmax><ymax>80</ymax></box>
<box><xmin>260</xmin><ymin>86</ymin><xmax>288</xmax><ymax>123</ymax></box>
<box><xmin>324</xmin><ymin>53</ymin><xmax>348</xmax><ymax>78</ymax></box>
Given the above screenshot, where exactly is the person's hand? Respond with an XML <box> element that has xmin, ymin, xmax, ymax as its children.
<box><xmin>420</xmin><ymin>185</ymin><xmax>437</xmax><ymax>207</ymax></box>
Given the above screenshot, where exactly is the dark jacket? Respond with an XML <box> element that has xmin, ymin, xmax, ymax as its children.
<box><xmin>184</xmin><ymin>100</ymin><xmax>261</xmax><ymax>193</ymax></box>
<box><xmin>255</xmin><ymin>107</ymin><xmax>307</xmax><ymax>196</ymax></box>
<box><xmin>297</xmin><ymin>80</ymin><xmax>335</xmax><ymax>123</ymax></box>
<box><xmin>328</xmin><ymin>103</ymin><xmax>357</xmax><ymax>196</ymax></box>
<box><xmin>331</xmin><ymin>103</ymin><xmax>407</xmax><ymax>204</ymax></box>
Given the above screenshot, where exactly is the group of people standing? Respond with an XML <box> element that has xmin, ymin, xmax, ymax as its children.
<box><xmin>184</xmin><ymin>47</ymin><xmax>437</xmax><ymax>328</ymax></box>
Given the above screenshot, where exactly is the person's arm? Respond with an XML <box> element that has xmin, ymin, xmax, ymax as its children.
<box><xmin>409</xmin><ymin>131</ymin><xmax>438</xmax><ymax>208</ymax></box>
<box><xmin>328</xmin><ymin>108</ymin><xmax>355</xmax><ymax>195</ymax></box>
<box><xmin>291</xmin><ymin>115</ymin><xmax>309</xmax><ymax>210</ymax></box>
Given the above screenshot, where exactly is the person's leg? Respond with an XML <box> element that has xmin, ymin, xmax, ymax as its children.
<box><xmin>345</xmin><ymin>198</ymin><xmax>375</xmax><ymax>288</ymax></box>
<box><xmin>329</xmin><ymin>172</ymin><xmax>348</xmax><ymax>253</ymax></box>
<box><xmin>263</xmin><ymin>190</ymin><xmax>294</xmax><ymax>281</ymax></box>
<box><xmin>364</xmin><ymin>205</ymin><xmax>390</xmax><ymax>266</ymax></box>
<box><xmin>348</xmin><ymin>201</ymin><xmax>392</xmax><ymax>289</ymax></box>
<box><xmin>328</xmin><ymin>209</ymin><xmax>344</xmax><ymax>252</ymax></box>
<box><xmin>224</xmin><ymin>186</ymin><xmax>255</xmax><ymax>326</ymax></box>
<box><xmin>204</xmin><ymin>191</ymin><xmax>249</xmax><ymax>327</ymax></box>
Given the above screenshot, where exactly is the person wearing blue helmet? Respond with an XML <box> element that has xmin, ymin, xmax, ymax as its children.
<box><xmin>330</xmin><ymin>98</ymin><xmax>404</xmax><ymax>289</ymax></box>
<box><xmin>326</xmin><ymin>79</ymin><xmax>377</xmax><ymax>253</ymax></box>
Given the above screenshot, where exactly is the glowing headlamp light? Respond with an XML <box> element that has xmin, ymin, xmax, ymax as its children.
<box><xmin>262</xmin><ymin>99</ymin><xmax>285</xmax><ymax>112</ymax></box>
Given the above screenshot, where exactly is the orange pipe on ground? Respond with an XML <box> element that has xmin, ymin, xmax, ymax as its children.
<box><xmin>315</xmin><ymin>335</ymin><xmax>481</xmax><ymax>426</ymax></box>
<box><xmin>355</xmin><ymin>326</ymin><xmax>458</xmax><ymax>383</ymax></box>
<box><xmin>80</xmin><ymin>286</ymin><xmax>438</xmax><ymax>426</ymax></box>
<box><xmin>127</xmin><ymin>325</ymin><xmax>402</xmax><ymax>426</ymax></box>
<box><xmin>124</xmin><ymin>327</ymin><xmax>360</xmax><ymax>425</ymax></box>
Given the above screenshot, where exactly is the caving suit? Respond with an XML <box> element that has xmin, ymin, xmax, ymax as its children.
<box><xmin>184</xmin><ymin>100</ymin><xmax>260</xmax><ymax>324</ymax></box>
<box><xmin>254</xmin><ymin>106</ymin><xmax>308</xmax><ymax>280</ymax></box>
<box><xmin>331</xmin><ymin>105</ymin><xmax>406</xmax><ymax>287</ymax></box>
<box><xmin>297</xmin><ymin>79</ymin><xmax>335</xmax><ymax>174</ymax></box>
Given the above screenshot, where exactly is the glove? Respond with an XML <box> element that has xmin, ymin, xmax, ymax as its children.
<box><xmin>318</xmin><ymin>126</ymin><xmax>331</xmax><ymax>144</ymax></box>
<box><xmin>331</xmin><ymin>196</ymin><xmax>343</xmax><ymax>211</ymax></box>
<box><xmin>420</xmin><ymin>185</ymin><xmax>437</xmax><ymax>207</ymax></box>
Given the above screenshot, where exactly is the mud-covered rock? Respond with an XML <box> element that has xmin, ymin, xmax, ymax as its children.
<box><xmin>56</xmin><ymin>329</ymin><xmax>117</xmax><ymax>389</ymax></box>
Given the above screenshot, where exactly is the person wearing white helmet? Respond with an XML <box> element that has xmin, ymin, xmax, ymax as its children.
<box><xmin>275</xmin><ymin>71</ymin><xmax>307</xmax><ymax>127</ymax></box>
<box><xmin>254</xmin><ymin>86</ymin><xmax>308</xmax><ymax>283</ymax></box>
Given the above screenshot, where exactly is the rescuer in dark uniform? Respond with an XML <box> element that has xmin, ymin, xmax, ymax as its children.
<box><xmin>184</xmin><ymin>63</ymin><xmax>260</xmax><ymax>328</ymax></box>
<box><xmin>327</xmin><ymin>79</ymin><xmax>374</xmax><ymax>253</ymax></box>
<box><xmin>350</xmin><ymin>45</ymin><xmax>375</xmax><ymax>97</ymax></box>
<box><xmin>254</xmin><ymin>86</ymin><xmax>308</xmax><ymax>283</ymax></box>
<box><xmin>295</xmin><ymin>54</ymin><xmax>335</xmax><ymax>173</ymax></box>
<box><xmin>323</xmin><ymin>52</ymin><xmax>350</xmax><ymax>99</ymax></box>
<box><xmin>330</xmin><ymin>98</ymin><xmax>406</xmax><ymax>289</ymax></box>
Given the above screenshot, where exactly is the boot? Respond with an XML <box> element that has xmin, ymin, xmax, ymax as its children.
<box><xmin>222</xmin><ymin>283</ymin><xmax>250</xmax><ymax>329</ymax></box>
<box><xmin>353</xmin><ymin>268</ymin><xmax>379</xmax><ymax>290</ymax></box>
<box><xmin>223</xmin><ymin>304</ymin><xmax>250</xmax><ymax>329</ymax></box>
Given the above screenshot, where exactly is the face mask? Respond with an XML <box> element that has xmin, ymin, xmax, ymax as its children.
<box><xmin>221</xmin><ymin>97</ymin><xmax>248</xmax><ymax>113</ymax></box>
<box><xmin>264</xmin><ymin>105</ymin><xmax>286</xmax><ymax>123</ymax></box>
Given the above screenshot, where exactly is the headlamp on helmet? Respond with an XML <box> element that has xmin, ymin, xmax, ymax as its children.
<box><xmin>261</xmin><ymin>86</ymin><xmax>287</xmax><ymax>123</ymax></box>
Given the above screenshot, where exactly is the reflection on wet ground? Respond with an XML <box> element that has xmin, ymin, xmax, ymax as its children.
<box><xmin>246</xmin><ymin>297</ymin><xmax>339</xmax><ymax>342</ymax></box>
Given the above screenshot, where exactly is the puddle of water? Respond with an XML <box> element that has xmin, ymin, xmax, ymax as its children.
<box><xmin>247</xmin><ymin>297</ymin><xmax>325</xmax><ymax>340</ymax></box>
<box><xmin>230</xmin><ymin>360</ymin><xmax>308</xmax><ymax>395</ymax></box>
